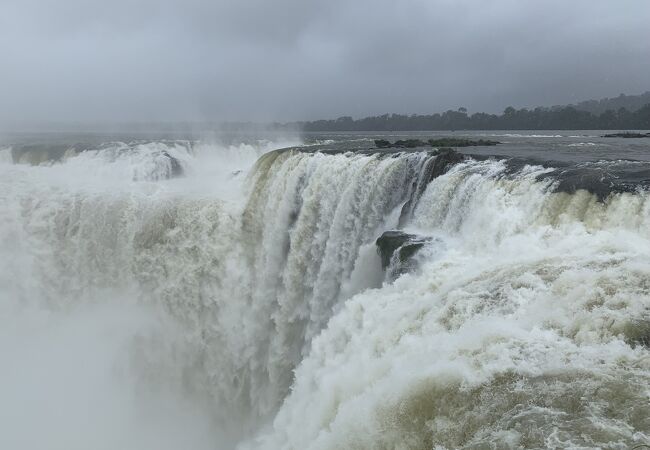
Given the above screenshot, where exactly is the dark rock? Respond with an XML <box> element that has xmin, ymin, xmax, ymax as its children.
<box><xmin>428</xmin><ymin>138</ymin><xmax>500</xmax><ymax>147</ymax></box>
<box><xmin>427</xmin><ymin>148</ymin><xmax>466</xmax><ymax>177</ymax></box>
<box><xmin>161</xmin><ymin>151</ymin><xmax>183</xmax><ymax>177</ymax></box>
<box><xmin>374</xmin><ymin>139</ymin><xmax>391</xmax><ymax>148</ymax></box>
<box><xmin>602</xmin><ymin>132</ymin><xmax>650</xmax><ymax>138</ymax></box>
<box><xmin>373</xmin><ymin>138</ymin><xmax>500</xmax><ymax>149</ymax></box>
<box><xmin>376</xmin><ymin>230</ymin><xmax>430</xmax><ymax>269</ymax></box>
<box><xmin>394</xmin><ymin>139</ymin><xmax>428</xmax><ymax>148</ymax></box>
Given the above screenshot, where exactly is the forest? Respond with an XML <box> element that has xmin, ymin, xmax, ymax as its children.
<box><xmin>295</xmin><ymin>104</ymin><xmax>650</xmax><ymax>131</ymax></box>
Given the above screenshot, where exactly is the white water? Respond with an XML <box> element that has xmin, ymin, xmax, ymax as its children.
<box><xmin>1</xmin><ymin>140</ymin><xmax>649</xmax><ymax>449</ymax></box>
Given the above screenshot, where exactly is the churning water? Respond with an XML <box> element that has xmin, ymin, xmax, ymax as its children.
<box><xmin>1</xmin><ymin>131</ymin><xmax>649</xmax><ymax>449</ymax></box>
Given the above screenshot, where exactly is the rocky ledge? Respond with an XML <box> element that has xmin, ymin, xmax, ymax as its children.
<box><xmin>601</xmin><ymin>132</ymin><xmax>650</xmax><ymax>138</ymax></box>
<box><xmin>376</xmin><ymin>230</ymin><xmax>431</xmax><ymax>276</ymax></box>
<box><xmin>374</xmin><ymin>138</ymin><xmax>500</xmax><ymax>149</ymax></box>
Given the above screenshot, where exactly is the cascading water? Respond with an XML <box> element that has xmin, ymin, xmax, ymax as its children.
<box><xmin>251</xmin><ymin>157</ymin><xmax>650</xmax><ymax>449</ymax></box>
<box><xmin>1</xmin><ymin>134</ymin><xmax>649</xmax><ymax>449</ymax></box>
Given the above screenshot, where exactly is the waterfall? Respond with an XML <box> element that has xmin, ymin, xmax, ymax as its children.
<box><xmin>1</xmin><ymin>139</ymin><xmax>649</xmax><ymax>449</ymax></box>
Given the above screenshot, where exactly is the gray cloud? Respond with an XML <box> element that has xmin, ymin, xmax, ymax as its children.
<box><xmin>1</xmin><ymin>0</ymin><xmax>649</xmax><ymax>124</ymax></box>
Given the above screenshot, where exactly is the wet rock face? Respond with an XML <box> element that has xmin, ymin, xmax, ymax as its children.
<box><xmin>161</xmin><ymin>151</ymin><xmax>183</xmax><ymax>178</ymax></box>
<box><xmin>398</xmin><ymin>149</ymin><xmax>466</xmax><ymax>227</ymax></box>
<box><xmin>425</xmin><ymin>148</ymin><xmax>466</xmax><ymax>180</ymax></box>
<box><xmin>374</xmin><ymin>139</ymin><xmax>392</xmax><ymax>148</ymax></box>
<box><xmin>376</xmin><ymin>231</ymin><xmax>430</xmax><ymax>274</ymax></box>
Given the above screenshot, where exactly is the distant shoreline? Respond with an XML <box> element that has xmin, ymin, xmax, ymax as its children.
<box><xmin>288</xmin><ymin>104</ymin><xmax>650</xmax><ymax>132</ymax></box>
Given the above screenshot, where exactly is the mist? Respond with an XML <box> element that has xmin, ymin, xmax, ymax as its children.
<box><xmin>0</xmin><ymin>299</ymin><xmax>230</xmax><ymax>450</ymax></box>
<box><xmin>1</xmin><ymin>0</ymin><xmax>649</xmax><ymax>125</ymax></box>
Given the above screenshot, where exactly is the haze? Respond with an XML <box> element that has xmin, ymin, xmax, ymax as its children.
<box><xmin>1</xmin><ymin>0</ymin><xmax>649</xmax><ymax>124</ymax></box>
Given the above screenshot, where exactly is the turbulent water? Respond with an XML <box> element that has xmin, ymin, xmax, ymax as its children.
<box><xmin>1</xmin><ymin>131</ymin><xmax>650</xmax><ymax>449</ymax></box>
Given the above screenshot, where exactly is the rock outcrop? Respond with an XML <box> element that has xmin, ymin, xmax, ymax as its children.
<box><xmin>602</xmin><ymin>132</ymin><xmax>650</xmax><ymax>138</ymax></box>
<box><xmin>376</xmin><ymin>231</ymin><xmax>431</xmax><ymax>277</ymax></box>
<box><xmin>161</xmin><ymin>151</ymin><xmax>184</xmax><ymax>178</ymax></box>
<box><xmin>374</xmin><ymin>138</ymin><xmax>500</xmax><ymax>149</ymax></box>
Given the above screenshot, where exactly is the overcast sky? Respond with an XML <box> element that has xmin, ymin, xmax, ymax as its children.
<box><xmin>1</xmin><ymin>0</ymin><xmax>649</xmax><ymax>123</ymax></box>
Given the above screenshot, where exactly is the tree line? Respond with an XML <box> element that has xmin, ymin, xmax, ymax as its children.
<box><xmin>290</xmin><ymin>104</ymin><xmax>650</xmax><ymax>131</ymax></box>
